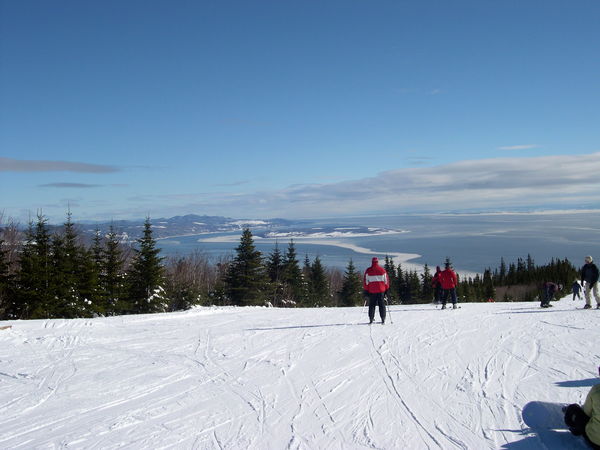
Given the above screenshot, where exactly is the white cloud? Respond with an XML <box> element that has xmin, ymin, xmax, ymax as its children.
<box><xmin>497</xmin><ymin>144</ymin><xmax>540</xmax><ymax>151</ymax></box>
<box><xmin>39</xmin><ymin>183</ymin><xmax>102</xmax><ymax>188</ymax></box>
<box><xmin>25</xmin><ymin>153</ymin><xmax>599</xmax><ymax>222</ymax></box>
<box><xmin>0</xmin><ymin>157</ymin><xmax>118</xmax><ymax>173</ymax></box>
<box><xmin>126</xmin><ymin>152</ymin><xmax>600</xmax><ymax>219</ymax></box>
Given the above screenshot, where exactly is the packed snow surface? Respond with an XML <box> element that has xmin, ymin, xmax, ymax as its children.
<box><xmin>0</xmin><ymin>297</ymin><xmax>598</xmax><ymax>449</ymax></box>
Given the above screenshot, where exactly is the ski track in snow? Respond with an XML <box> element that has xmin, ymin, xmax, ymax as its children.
<box><xmin>0</xmin><ymin>299</ymin><xmax>598</xmax><ymax>449</ymax></box>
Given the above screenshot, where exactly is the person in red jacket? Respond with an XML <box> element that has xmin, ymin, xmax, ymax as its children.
<box><xmin>363</xmin><ymin>257</ymin><xmax>390</xmax><ymax>324</ymax></box>
<box><xmin>439</xmin><ymin>262</ymin><xmax>458</xmax><ymax>310</ymax></box>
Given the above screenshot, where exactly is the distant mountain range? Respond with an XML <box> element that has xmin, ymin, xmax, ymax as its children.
<box><xmin>73</xmin><ymin>214</ymin><xmax>400</xmax><ymax>243</ymax></box>
<box><xmin>78</xmin><ymin>215</ymin><xmax>295</xmax><ymax>241</ymax></box>
<box><xmin>2</xmin><ymin>214</ymin><xmax>399</xmax><ymax>244</ymax></box>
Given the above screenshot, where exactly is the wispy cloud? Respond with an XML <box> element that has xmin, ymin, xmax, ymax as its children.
<box><xmin>39</xmin><ymin>183</ymin><xmax>102</xmax><ymax>188</ymax></box>
<box><xmin>116</xmin><ymin>153</ymin><xmax>600</xmax><ymax>220</ymax></box>
<box><xmin>497</xmin><ymin>145</ymin><xmax>540</xmax><ymax>151</ymax></box>
<box><xmin>0</xmin><ymin>157</ymin><xmax>119</xmax><ymax>173</ymax></box>
<box><xmin>30</xmin><ymin>153</ymin><xmax>599</xmax><ymax>222</ymax></box>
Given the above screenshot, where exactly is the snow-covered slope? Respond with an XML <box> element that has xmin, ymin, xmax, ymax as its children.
<box><xmin>0</xmin><ymin>298</ymin><xmax>597</xmax><ymax>449</ymax></box>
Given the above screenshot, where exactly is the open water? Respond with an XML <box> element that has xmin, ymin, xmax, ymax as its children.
<box><xmin>156</xmin><ymin>212</ymin><xmax>600</xmax><ymax>274</ymax></box>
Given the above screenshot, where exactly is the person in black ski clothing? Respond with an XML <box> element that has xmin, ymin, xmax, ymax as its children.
<box><xmin>572</xmin><ymin>281</ymin><xmax>582</xmax><ymax>301</ymax></box>
<box><xmin>431</xmin><ymin>266</ymin><xmax>442</xmax><ymax>304</ymax></box>
<box><xmin>581</xmin><ymin>255</ymin><xmax>600</xmax><ymax>309</ymax></box>
<box><xmin>540</xmin><ymin>282</ymin><xmax>560</xmax><ymax>308</ymax></box>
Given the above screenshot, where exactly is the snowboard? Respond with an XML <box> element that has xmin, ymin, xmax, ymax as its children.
<box><xmin>522</xmin><ymin>401</ymin><xmax>566</xmax><ymax>429</ymax></box>
<box><xmin>522</xmin><ymin>401</ymin><xmax>591</xmax><ymax>449</ymax></box>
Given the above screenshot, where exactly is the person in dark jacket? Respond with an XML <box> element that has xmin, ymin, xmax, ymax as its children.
<box><xmin>439</xmin><ymin>262</ymin><xmax>458</xmax><ymax>310</ymax></box>
<box><xmin>581</xmin><ymin>255</ymin><xmax>600</xmax><ymax>309</ymax></box>
<box><xmin>541</xmin><ymin>282</ymin><xmax>560</xmax><ymax>308</ymax></box>
<box><xmin>363</xmin><ymin>257</ymin><xmax>390</xmax><ymax>324</ymax></box>
<box><xmin>431</xmin><ymin>266</ymin><xmax>442</xmax><ymax>304</ymax></box>
<box><xmin>572</xmin><ymin>281</ymin><xmax>582</xmax><ymax>301</ymax></box>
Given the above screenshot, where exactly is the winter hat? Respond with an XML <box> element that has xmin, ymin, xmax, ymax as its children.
<box><xmin>585</xmin><ymin>255</ymin><xmax>593</xmax><ymax>263</ymax></box>
<box><xmin>372</xmin><ymin>257</ymin><xmax>379</xmax><ymax>265</ymax></box>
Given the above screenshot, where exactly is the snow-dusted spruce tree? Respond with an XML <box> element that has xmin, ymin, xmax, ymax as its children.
<box><xmin>16</xmin><ymin>214</ymin><xmax>53</xmax><ymax>319</ymax></box>
<box><xmin>127</xmin><ymin>218</ymin><xmax>167</xmax><ymax>314</ymax></box>
<box><xmin>339</xmin><ymin>259</ymin><xmax>363</xmax><ymax>307</ymax></box>
<box><xmin>224</xmin><ymin>228</ymin><xmax>268</xmax><ymax>306</ymax></box>
<box><xmin>102</xmin><ymin>225</ymin><xmax>128</xmax><ymax>315</ymax></box>
<box><xmin>50</xmin><ymin>212</ymin><xmax>94</xmax><ymax>318</ymax></box>
<box><xmin>0</xmin><ymin>233</ymin><xmax>12</xmax><ymax>319</ymax></box>
<box><xmin>266</xmin><ymin>242</ymin><xmax>284</xmax><ymax>306</ymax></box>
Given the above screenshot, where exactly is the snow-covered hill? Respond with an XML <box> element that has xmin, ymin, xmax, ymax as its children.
<box><xmin>0</xmin><ymin>297</ymin><xmax>598</xmax><ymax>449</ymax></box>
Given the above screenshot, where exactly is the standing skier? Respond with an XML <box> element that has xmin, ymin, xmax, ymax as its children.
<box><xmin>572</xmin><ymin>281</ymin><xmax>582</xmax><ymax>301</ymax></box>
<box><xmin>581</xmin><ymin>255</ymin><xmax>600</xmax><ymax>309</ymax></box>
<box><xmin>431</xmin><ymin>266</ymin><xmax>442</xmax><ymax>304</ymax></box>
<box><xmin>363</xmin><ymin>257</ymin><xmax>389</xmax><ymax>324</ymax></box>
<box><xmin>439</xmin><ymin>262</ymin><xmax>458</xmax><ymax>309</ymax></box>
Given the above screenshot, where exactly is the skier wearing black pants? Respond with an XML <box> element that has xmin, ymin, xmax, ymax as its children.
<box><xmin>439</xmin><ymin>262</ymin><xmax>458</xmax><ymax>310</ymax></box>
<box><xmin>540</xmin><ymin>281</ymin><xmax>560</xmax><ymax>308</ymax></box>
<box><xmin>363</xmin><ymin>257</ymin><xmax>390</xmax><ymax>324</ymax></box>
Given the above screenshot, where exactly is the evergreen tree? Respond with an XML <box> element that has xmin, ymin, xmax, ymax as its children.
<box><xmin>16</xmin><ymin>214</ymin><xmax>53</xmax><ymax>319</ymax></box>
<box><xmin>483</xmin><ymin>268</ymin><xmax>495</xmax><ymax>300</ymax></box>
<box><xmin>0</xmin><ymin>234</ymin><xmax>12</xmax><ymax>319</ymax></box>
<box><xmin>396</xmin><ymin>264</ymin><xmax>406</xmax><ymax>303</ymax></box>
<box><xmin>421</xmin><ymin>264</ymin><xmax>433</xmax><ymax>302</ymax></box>
<box><xmin>266</xmin><ymin>242</ymin><xmax>284</xmax><ymax>306</ymax></box>
<box><xmin>282</xmin><ymin>240</ymin><xmax>303</xmax><ymax>305</ymax></box>
<box><xmin>50</xmin><ymin>213</ymin><xmax>83</xmax><ymax>318</ymax></box>
<box><xmin>406</xmin><ymin>270</ymin><xmax>422</xmax><ymax>303</ymax></box>
<box><xmin>300</xmin><ymin>254</ymin><xmax>312</xmax><ymax>305</ymax></box>
<box><xmin>102</xmin><ymin>226</ymin><xmax>127</xmax><ymax>314</ymax></box>
<box><xmin>526</xmin><ymin>254</ymin><xmax>535</xmax><ymax>273</ymax></box>
<box><xmin>267</xmin><ymin>242</ymin><xmax>283</xmax><ymax>282</ymax></box>
<box><xmin>339</xmin><ymin>259</ymin><xmax>363</xmax><ymax>307</ymax></box>
<box><xmin>307</xmin><ymin>256</ymin><xmax>329</xmax><ymax>306</ymax></box>
<box><xmin>384</xmin><ymin>256</ymin><xmax>399</xmax><ymax>304</ymax></box>
<box><xmin>127</xmin><ymin>218</ymin><xmax>167</xmax><ymax>314</ymax></box>
<box><xmin>498</xmin><ymin>257</ymin><xmax>507</xmax><ymax>284</ymax></box>
<box><xmin>224</xmin><ymin>228</ymin><xmax>268</xmax><ymax>306</ymax></box>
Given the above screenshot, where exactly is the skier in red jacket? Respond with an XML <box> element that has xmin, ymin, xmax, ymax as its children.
<box><xmin>363</xmin><ymin>257</ymin><xmax>390</xmax><ymax>324</ymax></box>
<box><xmin>439</xmin><ymin>262</ymin><xmax>458</xmax><ymax>310</ymax></box>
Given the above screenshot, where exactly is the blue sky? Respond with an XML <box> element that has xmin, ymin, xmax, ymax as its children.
<box><xmin>1</xmin><ymin>0</ymin><xmax>599</xmax><ymax>223</ymax></box>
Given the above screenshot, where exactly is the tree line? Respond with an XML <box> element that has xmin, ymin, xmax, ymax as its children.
<box><xmin>0</xmin><ymin>214</ymin><xmax>581</xmax><ymax>320</ymax></box>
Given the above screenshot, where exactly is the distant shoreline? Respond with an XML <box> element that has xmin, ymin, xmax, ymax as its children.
<box><xmin>160</xmin><ymin>232</ymin><xmax>480</xmax><ymax>277</ymax></box>
<box><xmin>198</xmin><ymin>234</ymin><xmax>421</xmax><ymax>266</ymax></box>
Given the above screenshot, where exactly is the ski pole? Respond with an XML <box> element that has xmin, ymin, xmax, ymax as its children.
<box><xmin>384</xmin><ymin>295</ymin><xmax>393</xmax><ymax>324</ymax></box>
